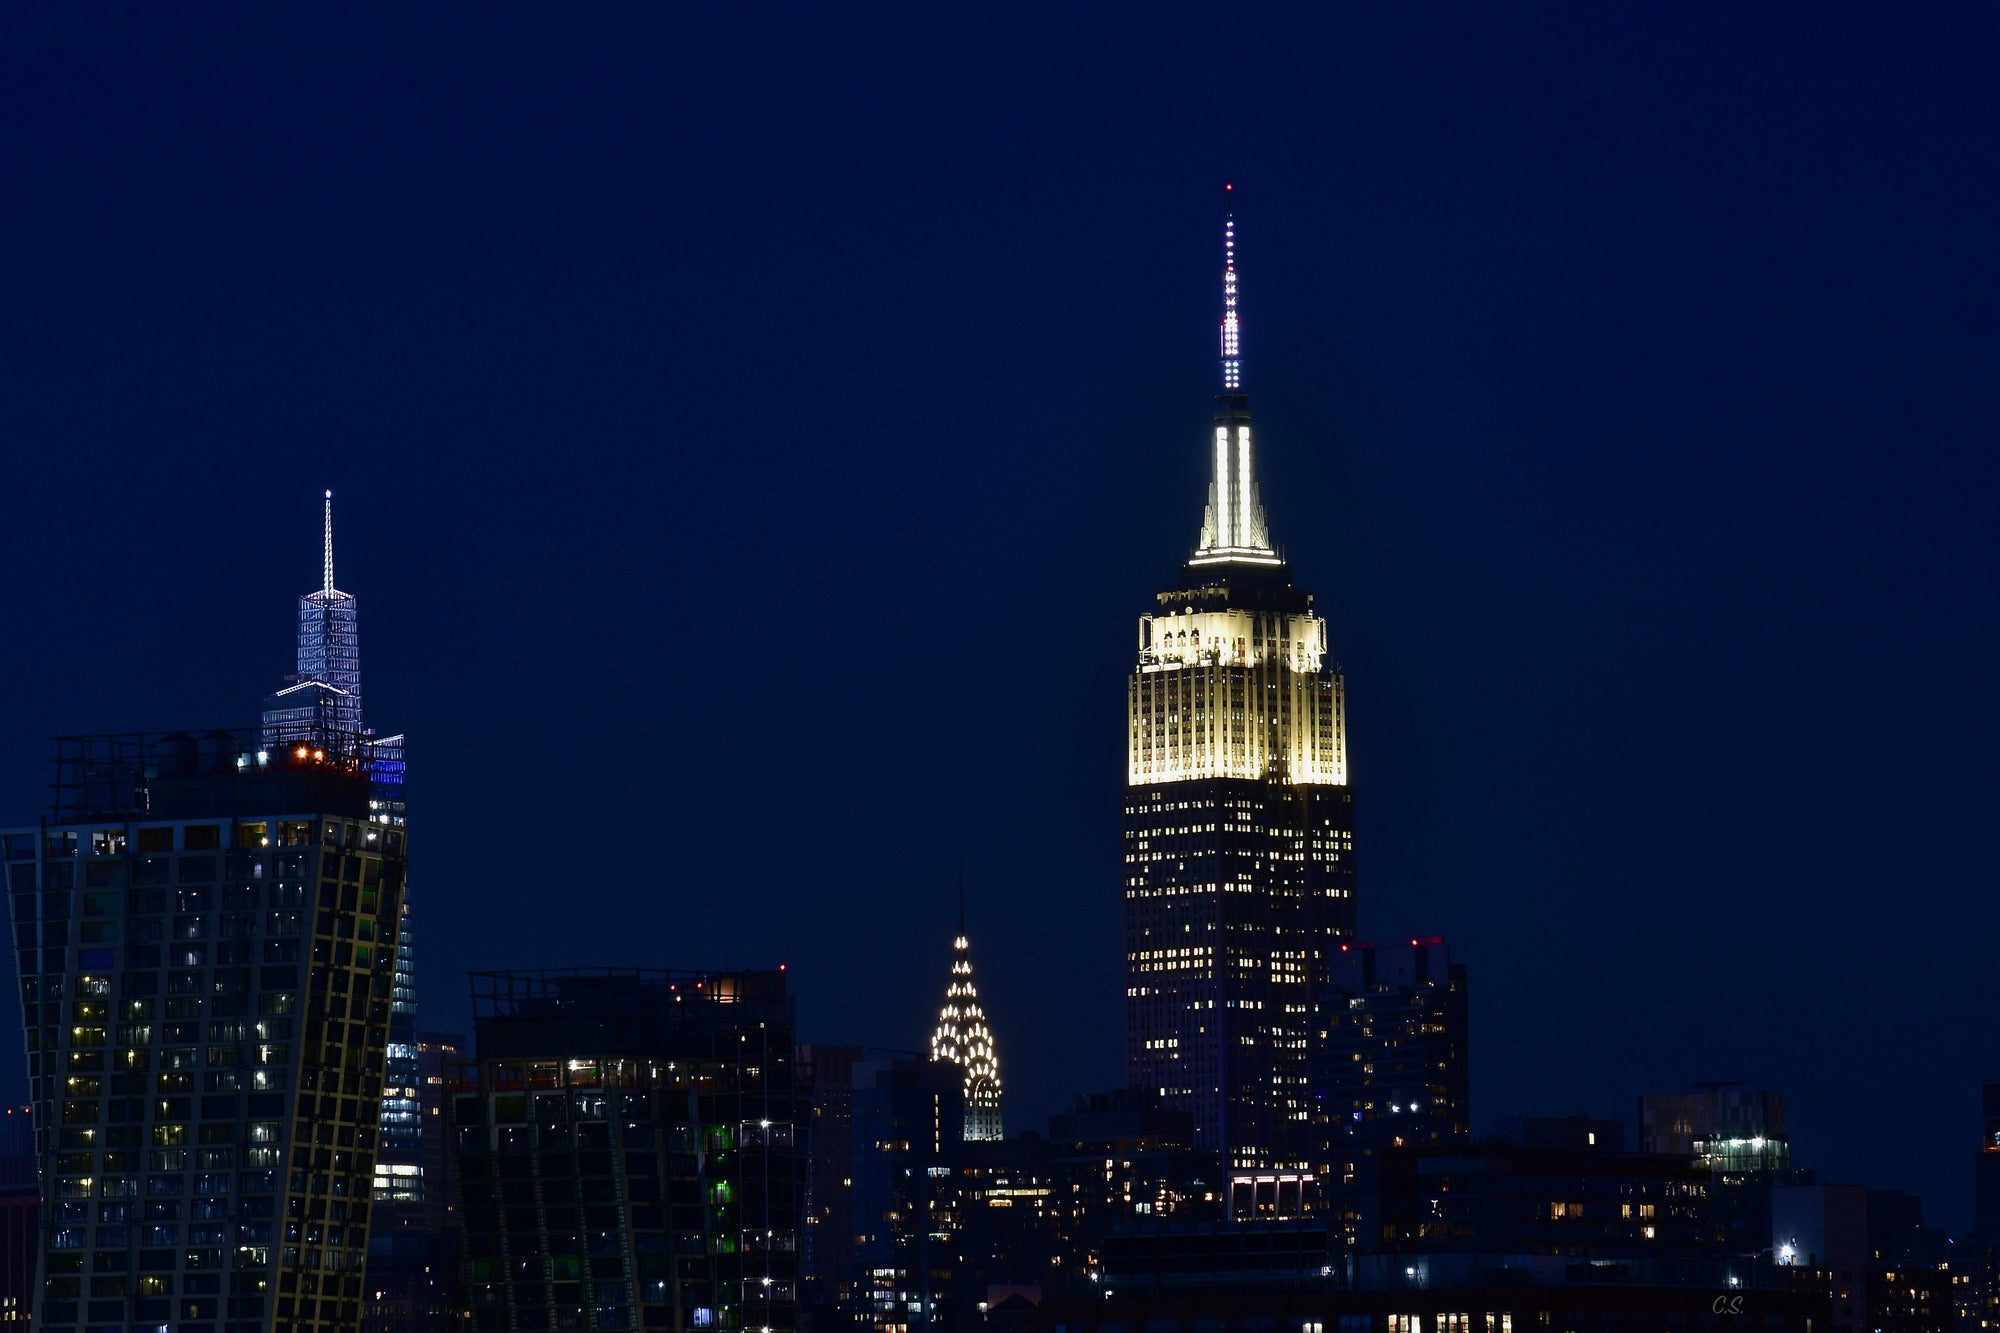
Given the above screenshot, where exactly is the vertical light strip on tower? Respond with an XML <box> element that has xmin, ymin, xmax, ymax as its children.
<box><xmin>1221</xmin><ymin>185</ymin><xmax>1241</xmax><ymax>392</ymax></box>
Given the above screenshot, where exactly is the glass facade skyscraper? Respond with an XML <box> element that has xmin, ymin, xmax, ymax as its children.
<box><xmin>6</xmin><ymin>732</ymin><xmax>408</xmax><ymax>1333</ymax></box>
<box><xmin>1123</xmin><ymin>194</ymin><xmax>1357</xmax><ymax>1171</ymax></box>
<box><xmin>450</xmin><ymin>969</ymin><xmax>801</xmax><ymax>1333</ymax></box>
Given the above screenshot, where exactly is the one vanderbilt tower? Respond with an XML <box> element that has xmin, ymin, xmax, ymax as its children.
<box><xmin>1124</xmin><ymin>188</ymin><xmax>1355</xmax><ymax>1171</ymax></box>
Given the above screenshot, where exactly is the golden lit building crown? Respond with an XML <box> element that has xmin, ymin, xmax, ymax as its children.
<box><xmin>929</xmin><ymin>929</ymin><xmax>1003</xmax><ymax>1142</ymax></box>
<box><xmin>1126</xmin><ymin>192</ymin><xmax>1347</xmax><ymax>788</ymax></box>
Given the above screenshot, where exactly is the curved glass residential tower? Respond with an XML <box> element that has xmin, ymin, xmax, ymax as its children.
<box><xmin>1123</xmin><ymin>191</ymin><xmax>1356</xmax><ymax>1171</ymax></box>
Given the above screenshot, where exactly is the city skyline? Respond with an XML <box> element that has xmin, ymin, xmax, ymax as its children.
<box><xmin>2</xmin><ymin>5</ymin><xmax>1996</xmax><ymax>1239</ymax></box>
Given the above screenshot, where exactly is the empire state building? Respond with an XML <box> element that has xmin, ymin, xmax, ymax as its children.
<box><xmin>1123</xmin><ymin>191</ymin><xmax>1356</xmax><ymax>1171</ymax></box>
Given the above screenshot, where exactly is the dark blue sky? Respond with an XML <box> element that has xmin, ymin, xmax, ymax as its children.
<box><xmin>4</xmin><ymin>8</ymin><xmax>1996</xmax><ymax>1227</ymax></box>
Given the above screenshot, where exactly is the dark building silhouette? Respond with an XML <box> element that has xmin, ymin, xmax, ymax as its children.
<box><xmin>1045</xmin><ymin>1089</ymin><xmax>1223</xmax><ymax>1280</ymax></box>
<box><xmin>1372</xmin><ymin>1140</ymin><xmax>1724</xmax><ymax>1263</ymax></box>
<box><xmin>1981</xmin><ymin>1081</ymin><xmax>2000</xmax><ymax>1226</ymax></box>
<box><xmin>365</xmin><ymin>1031</ymin><xmax>468</xmax><ymax>1332</ymax></box>
<box><xmin>451</xmin><ymin>969</ymin><xmax>800</xmax><ymax>1333</ymax></box>
<box><xmin>796</xmin><ymin>1044</ymin><xmax>860</xmax><ymax>1332</ymax></box>
<box><xmin>1490</xmin><ymin>1115</ymin><xmax>1623</xmax><ymax>1154</ymax></box>
<box><xmin>1124</xmin><ymin>192</ymin><xmax>1356</xmax><ymax>1173</ymax></box>
<box><xmin>1962</xmin><ymin>1081</ymin><xmax>2000</xmax><ymax>1332</ymax></box>
<box><xmin>847</xmin><ymin>1057</ymin><xmax>962</xmax><ymax>1332</ymax></box>
<box><xmin>6</xmin><ymin>727</ymin><xmax>409</xmax><ymax>1333</ymax></box>
<box><xmin>1771</xmin><ymin>1183</ymin><xmax>1868</xmax><ymax>1331</ymax></box>
<box><xmin>1311</xmin><ymin>939</ymin><xmax>1469</xmax><ymax>1246</ymax></box>
<box><xmin>0</xmin><ymin>1182</ymin><xmax>33</xmax><ymax>1328</ymax></box>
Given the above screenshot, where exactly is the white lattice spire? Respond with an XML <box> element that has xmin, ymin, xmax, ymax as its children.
<box><xmin>323</xmin><ymin>489</ymin><xmax>337</xmax><ymax>596</ymax></box>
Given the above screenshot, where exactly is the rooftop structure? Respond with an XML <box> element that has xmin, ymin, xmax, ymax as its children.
<box><xmin>1640</xmin><ymin>1084</ymin><xmax>1790</xmax><ymax>1176</ymax></box>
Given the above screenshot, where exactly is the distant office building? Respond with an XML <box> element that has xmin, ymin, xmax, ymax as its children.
<box><xmin>0</xmin><ymin>1180</ymin><xmax>33</xmax><ymax>1327</ymax></box>
<box><xmin>1639</xmin><ymin>1083</ymin><xmax>1789</xmax><ymax>1174</ymax></box>
<box><xmin>1373</xmin><ymin>1139</ymin><xmax>1723</xmax><ymax>1262</ymax></box>
<box><xmin>836</xmin><ymin>1084</ymin><xmax>1227</xmax><ymax>1324</ymax></box>
<box><xmin>796</xmin><ymin>1044</ymin><xmax>861</xmax><ymax>1330</ymax></box>
<box><xmin>6</xmin><ymin>728</ymin><xmax>408</xmax><ymax>1332</ymax></box>
<box><xmin>1124</xmin><ymin>192</ymin><xmax>1355</xmax><ymax>1172</ymax></box>
<box><xmin>451</xmin><ymin>969</ymin><xmax>801</xmax><ymax>1333</ymax></box>
<box><xmin>1764</xmin><ymin>1184</ymin><xmax>1950</xmax><ymax>1333</ymax></box>
<box><xmin>365</xmin><ymin>1030</ymin><xmax>468</xmax><ymax>1332</ymax></box>
<box><xmin>848</xmin><ymin>1057</ymin><xmax>963</xmax><ymax>1333</ymax></box>
<box><xmin>1310</xmin><ymin>938</ymin><xmax>1468</xmax><ymax>1246</ymax></box>
<box><xmin>1641</xmin><ymin>1082</ymin><xmax>1793</xmax><ymax>1261</ymax></box>
<box><xmin>1772</xmin><ymin>1183</ymin><xmax>1869</xmax><ymax>1331</ymax></box>
<box><xmin>1312</xmin><ymin>939</ymin><xmax>1469</xmax><ymax>1176</ymax></box>
<box><xmin>1864</xmin><ymin>1263</ymin><xmax>1951</xmax><ymax>1333</ymax></box>
<box><xmin>1962</xmin><ymin>1081</ymin><xmax>2000</xmax><ymax>1332</ymax></box>
<box><xmin>928</xmin><ymin>911</ymin><xmax>1002</xmax><ymax>1143</ymax></box>
<box><xmin>1045</xmin><ymin>1091</ymin><xmax>1224</xmax><ymax>1293</ymax></box>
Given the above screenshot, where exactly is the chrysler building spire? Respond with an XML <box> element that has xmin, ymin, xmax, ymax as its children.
<box><xmin>1193</xmin><ymin>184</ymin><xmax>1278</xmax><ymax>567</ymax></box>
<box><xmin>930</xmin><ymin>876</ymin><xmax>1003</xmax><ymax>1142</ymax></box>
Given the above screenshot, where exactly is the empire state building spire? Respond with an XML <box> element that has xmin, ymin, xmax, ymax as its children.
<box><xmin>1193</xmin><ymin>184</ymin><xmax>1279</xmax><ymax>567</ymax></box>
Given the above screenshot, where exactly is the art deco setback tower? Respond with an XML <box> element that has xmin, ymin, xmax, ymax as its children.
<box><xmin>1124</xmin><ymin>191</ymin><xmax>1355</xmax><ymax>1172</ymax></box>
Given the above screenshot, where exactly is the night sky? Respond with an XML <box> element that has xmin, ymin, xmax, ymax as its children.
<box><xmin>4</xmin><ymin>8</ymin><xmax>1996</xmax><ymax>1228</ymax></box>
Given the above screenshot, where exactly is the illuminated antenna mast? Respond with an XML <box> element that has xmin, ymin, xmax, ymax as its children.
<box><xmin>322</xmin><ymin>489</ymin><xmax>336</xmax><ymax>596</ymax></box>
<box><xmin>1191</xmin><ymin>184</ymin><xmax>1277</xmax><ymax>565</ymax></box>
<box><xmin>1221</xmin><ymin>183</ymin><xmax>1241</xmax><ymax>392</ymax></box>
